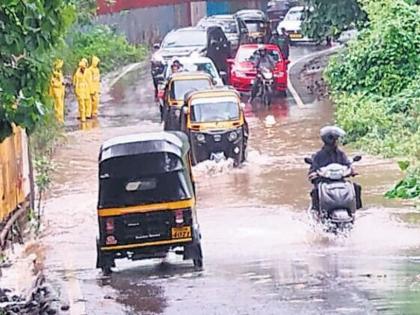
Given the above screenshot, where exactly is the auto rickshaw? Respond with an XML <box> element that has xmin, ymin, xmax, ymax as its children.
<box><xmin>96</xmin><ymin>132</ymin><xmax>203</xmax><ymax>274</ymax></box>
<box><xmin>180</xmin><ymin>88</ymin><xmax>248</xmax><ymax>166</ymax></box>
<box><xmin>162</xmin><ymin>72</ymin><xmax>214</xmax><ymax>131</ymax></box>
<box><xmin>235</xmin><ymin>10</ymin><xmax>270</xmax><ymax>43</ymax></box>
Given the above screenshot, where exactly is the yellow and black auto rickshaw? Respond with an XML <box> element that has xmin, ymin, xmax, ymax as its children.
<box><xmin>235</xmin><ymin>10</ymin><xmax>270</xmax><ymax>43</ymax></box>
<box><xmin>96</xmin><ymin>132</ymin><xmax>203</xmax><ymax>274</ymax></box>
<box><xmin>180</xmin><ymin>88</ymin><xmax>249</xmax><ymax>167</ymax></box>
<box><xmin>162</xmin><ymin>72</ymin><xmax>214</xmax><ymax>131</ymax></box>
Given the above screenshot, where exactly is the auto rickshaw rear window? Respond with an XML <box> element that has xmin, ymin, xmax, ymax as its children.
<box><xmin>99</xmin><ymin>153</ymin><xmax>182</xmax><ymax>177</ymax></box>
<box><xmin>170</xmin><ymin>79</ymin><xmax>211</xmax><ymax>100</ymax></box>
<box><xmin>245</xmin><ymin>20</ymin><xmax>266</xmax><ymax>32</ymax></box>
<box><xmin>98</xmin><ymin>170</ymin><xmax>191</xmax><ymax>208</ymax></box>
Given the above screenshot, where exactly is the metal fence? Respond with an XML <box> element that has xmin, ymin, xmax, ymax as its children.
<box><xmin>96</xmin><ymin>0</ymin><xmax>268</xmax><ymax>44</ymax></box>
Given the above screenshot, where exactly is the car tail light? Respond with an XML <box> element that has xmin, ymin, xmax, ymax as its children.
<box><xmin>105</xmin><ymin>218</ymin><xmax>114</xmax><ymax>233</ymax></box>
<box><xmin>174</xmin><ymin>210</ymin><xmax>184</xmax><ymax>225</ymax></box>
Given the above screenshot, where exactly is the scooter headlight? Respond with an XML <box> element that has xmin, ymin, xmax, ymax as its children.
<box><xmin>228</xmin><ymin>131</ymin><xmax>238</xmax><ymax>142</ymax></box>
<box><xmin>196</xmin><ymin>133</ymin><xmax>206</xmax><ymax>143</ymax></box>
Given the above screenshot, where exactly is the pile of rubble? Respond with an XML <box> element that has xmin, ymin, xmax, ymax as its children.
<box><xmin>0</xmin><ymin>274</ymin><xmax>68</xmax><ymax>315</ymax></box>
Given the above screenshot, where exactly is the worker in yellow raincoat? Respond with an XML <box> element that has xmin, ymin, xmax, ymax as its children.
<box><xmin>49</xmin><ymin>59</ymin><xmax>65</xmax><ymax>123</ymax></box>
<box><xmin>73</xmin><ymin>59</ymin><xmax>90</xmax><ymax>122</ymax></box>
<box><xmin>89</xmin><ymin>56</ymin><xmax>101</xmax><ymax>117</ymax></box>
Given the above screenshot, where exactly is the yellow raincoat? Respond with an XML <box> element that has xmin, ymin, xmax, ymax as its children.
<box><xmin>89</xmin><ymin>56</ymin><xmax>101</xmax><ymax>116</ymax></box>
<box><xmin>73</xmin><ymin>59</ymin><xmax>90</xmax><ymax>122</ymax></box>
<box><xmin>49</xmin><ymin>59</ymin><xmax>65</xmax><ymax>123</ymax></box>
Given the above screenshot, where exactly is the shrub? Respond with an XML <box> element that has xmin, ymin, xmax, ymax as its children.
<box><xmin>57</xmin><ymin>25</ymin><xmax>148</xmax><ymax>75</ymax></box>
<box><xmin>325</xmin><ymin>0</ymin><xmax>420</xmax><ymax>199</ymax></box>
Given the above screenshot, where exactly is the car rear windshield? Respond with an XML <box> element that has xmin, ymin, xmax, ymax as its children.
<box><xmin>285</xmin><ymin>10</ymin><xmax>304</xmax><ymax>21</ymax></box>
<box><xmin>218</xmin><ymin>20</ymin><xmax>238</xmax><ymax>34</ymax></box>
<box><xmin>98</xmin><ymin>171</ymin><xmax>192</xmax><ymax>208</ymax></box>
<box><xmin>244</xmin><ymin>20</ymin><xmax>266</xmax><ymax>32</ymax></box>
<box><xmin>237</xmin><ymin>48</ymin><xmax>282</xmax><ymax>63</ymax></box>
<box><xmin>191</xmin><ymin>101</ymin><xmax>240</xmax><ymax>123</ymax></box>
<box><xmin>162</xmin><ymin>30</ymin><xmax>207</xmax><ymax>48</ymax></box>
<box><xmin>171</xmin><ymin>79</ymin><xmax>211</xmax><ymax>100</ymax></box>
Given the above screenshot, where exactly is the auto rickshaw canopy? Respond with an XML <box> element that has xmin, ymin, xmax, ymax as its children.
<box><xmin>166</xmin><ymin>72</ymin><xmax>214</xmax><ymax>103</ymax></box>
<box><xmin>98</xmin><ymin>132</ymin><xmax>194</xmax><ymax>209</ymax></box>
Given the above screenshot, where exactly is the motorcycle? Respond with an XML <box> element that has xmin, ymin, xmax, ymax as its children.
<box><xmin>255</xmin><ymin>67</ymin><xmax>274</xmax><ymax>106</ymax></box>
<box><xmin>304</xmin><ymin>155</ymin><xmax>362</xmax><ymax>233</ymax></box>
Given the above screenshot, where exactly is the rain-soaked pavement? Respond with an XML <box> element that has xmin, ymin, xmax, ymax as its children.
<box><xmin>41</xmin><ymin>46</ymin><xmax>420</xmax><ymax>315</ymax></box>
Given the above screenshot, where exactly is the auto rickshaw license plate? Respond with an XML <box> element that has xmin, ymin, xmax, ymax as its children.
<box><xmin>290</xmin><ymin>33</ymin><xmax>303</xmax><ymax>39</ymax></box>
<box><xmin>171</xmin><ymin>226</ymin><xmax>192</xmax><ymax>239</ymax></box>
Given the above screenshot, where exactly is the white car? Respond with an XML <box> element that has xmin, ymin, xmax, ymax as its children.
<box><xmin>164</xmin><ymin>56</ymin><xmax>224</xmax><ymax>86</ymax></box>
<box><xmin>277</xmin><ymin>6</ymin><xmax>313</xmax><ymax>42</ymax></box>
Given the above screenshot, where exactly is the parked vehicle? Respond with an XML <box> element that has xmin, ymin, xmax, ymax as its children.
<box><xmin>96</xmin><ymin>132</ymin><xmax>203</xmax><ymax>274</ymax></box>
<box><xmin>304</xmin><ymin>156</ymin><xmax>363</xmax><ymax>233</ymax></box>
<box><xmin>228</xmin><ymin>44</ymin><xmax>288</xmax><ymax>95</ymax></box>
<box><xmin>162</xmin><ymin>72</ymin><xmax>213</xmax><ymax>131</ymax></box>
<box><xmin>197</xmin><ymin>15</ymin><xmax>249</xmax><ymax>52</ymax></box>
<box><xmin>277</xmin><ymin>6</ymin><xmax>314</xmax><ymax>43</ymax></box>
<box><xmin>234</xmin><ymin>10</ymin><xmax>270</xmax><ymax>43</ymax></box>
<box><xmin>180</xmin><ymin>88</ymin><xmax>248</xmax><ymax>166</ymax></box>
<box><xmin>267</xmin><ymin>0</ymin><xmax>300</xmax><ymax>28</ymax></box>
<box><xmin>151</xmin><ymin>26</ymin><xmax>231</xmax><ymax>91</ymax></box>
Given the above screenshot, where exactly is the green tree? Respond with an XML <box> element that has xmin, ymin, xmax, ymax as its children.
<box><xmin>0</xmin><ymin>0</ymin><xmax>75</xmax><ymax>141</ymax></box>
<box><xmin>302</xmin><ymin>0</ymin><xmax>367</xmax><ymax>42</ymax></box>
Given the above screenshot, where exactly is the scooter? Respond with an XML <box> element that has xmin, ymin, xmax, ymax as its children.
<box><xmin>256</xmin><ymin>67</ymin><xmax>274</xmax><ymax>106</ymax></box>
<box><xmin>304</xmin><ymin>156</ymin><xmax>362</xmax><ymax>233</ymax></box>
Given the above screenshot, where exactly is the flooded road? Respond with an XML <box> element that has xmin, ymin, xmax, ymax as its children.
<box><xmin>42</xmin><ymin>46</ymin><xmax>420</xmax><ymax>315</ymax></box>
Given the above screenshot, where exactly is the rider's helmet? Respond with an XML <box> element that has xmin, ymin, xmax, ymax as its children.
<box><xmin>257</xmin><ymin>45</ymin><xmax>267</xmax><ymax>57</ymax></box>
<box><xmin>320</xmin><ymin>126</ymin><xmax>346</xmax><ymax>146</ymax></box>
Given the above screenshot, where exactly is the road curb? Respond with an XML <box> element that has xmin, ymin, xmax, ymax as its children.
<box><xmin>287</xmin><ymin>45</ymin><xmax>343</xmax><ymax>108</ymax></box>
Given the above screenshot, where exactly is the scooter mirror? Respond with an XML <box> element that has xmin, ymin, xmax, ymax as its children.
<box><xmin>353</xmin><ymin>155</ymin><xmax>362</xmax><ymax>162</ymax></box>
<box><xmin>304</xmin><ymin>157</ymin><xmax>313</xmax><ymax>165</ymax></box>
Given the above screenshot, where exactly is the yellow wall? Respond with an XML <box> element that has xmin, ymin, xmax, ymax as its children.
<box><xmin>0</xmin><ymin>127</ymin><xmax>31</xmax><ymax>222</ymax></box>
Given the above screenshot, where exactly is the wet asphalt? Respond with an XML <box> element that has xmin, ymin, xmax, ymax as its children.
<box><xmin>41</xmin><ymin>45</ymin><xmax>420</xmax><ymax>315</ymax></box>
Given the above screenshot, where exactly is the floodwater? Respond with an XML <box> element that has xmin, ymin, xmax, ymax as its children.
<box><xmin>41</xmin><ymin>46</ymin><xmax>420</xmax><ymax>315</ymax></box>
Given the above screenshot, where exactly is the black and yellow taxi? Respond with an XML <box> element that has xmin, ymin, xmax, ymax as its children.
<box><xmin>180</xmin><ymin>88</ymin><xmax>249</xmax><ymax>166</ymax></box>
<box><xmin>162</xmin><ymin>72</ymin><xmax>213</xmax><ymax>131</ymax></box>
<box><xmin>96</xmin><ymin>132</ymin><xmax>203</xmax><ymax>274</ymax></box>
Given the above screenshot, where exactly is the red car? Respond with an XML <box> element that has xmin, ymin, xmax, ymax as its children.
<box><xmin>228</xmin><ymin>44</ymin><xmax>289</xmax><ymax>94</ymax></box>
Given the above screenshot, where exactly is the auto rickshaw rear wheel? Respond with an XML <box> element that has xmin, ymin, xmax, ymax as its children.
<box><xmin>102</xmin><ymin>266</ymin><xmax>112</xmax><ymax>276</ymax></box>
<box><xmin>193</xmin><ymin>257</ymin><xmax>203</xmax><ymax>269</ymax></box>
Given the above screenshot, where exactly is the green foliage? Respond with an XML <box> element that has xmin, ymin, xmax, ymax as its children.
<box><xmin>325</xmin><ymin>0</ymin><xmax>420</xmax><ymax>199</ymax></box>
<box><xmin>302</xmin><ymin>0</ymin><xmax>367</xmax><ymax>42</ymax></box>
<box><xmin>0</xmin><ymin>1</ymin><xmax>76</xmax><ymax>141</ymax></box>
<box><xmin>57</xmin><ymin>25</ymin><xmax>148</xmax><ymax>75</ymax></box>
<box><xmin>386</xmin><ymin>166</ymin><xmax>420</xmax><ymax>199</ymax></box>
<box><xmin>325</xmin><ymin>0</ymin><xmax>420</xmax><ymax>97</ymax></box>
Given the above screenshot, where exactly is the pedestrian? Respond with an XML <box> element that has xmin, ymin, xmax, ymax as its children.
<box><xmin>49</xmin><ymin>59</ymin><xmax>65</xmax><ymax>123</ymax></box>
<box><xmin>88</xmin><ymin>56</ymin><xmax>101</xmax><ymax>118</ymax></box>
<box><xmin>278</xmin><ymin>27</ymin><xmax>290</xmax><ymax>60</ymax></box>
<box><xmin>73</xmin><ymin>59</ymin><xmax>90</xmax><ymax>123</ymax></box>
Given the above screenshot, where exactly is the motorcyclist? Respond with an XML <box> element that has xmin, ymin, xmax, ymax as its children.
<box><xmin>308</xmin><ymin>126</ymin><xmax>361</xmax><ymax>211</ymax></box>
<box><xmin>249</xmin><ymin>47</ymin><xmax>275</xmax><ymax>103</ymax></box>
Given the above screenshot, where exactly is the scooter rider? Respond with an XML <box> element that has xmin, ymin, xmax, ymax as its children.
<box><xmin>309</xmin><ymin>126</ymin><xmax>362</xmax><ymax>211</ymax></box>
<box><xmin>249</xmin><ymin>46</ymin><xmax>275</xmax><ymax>103</ymax></box>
